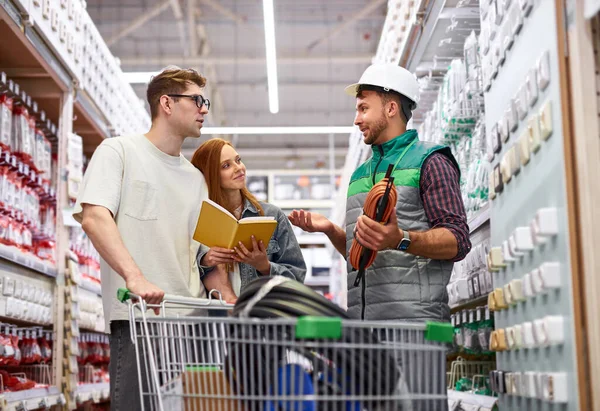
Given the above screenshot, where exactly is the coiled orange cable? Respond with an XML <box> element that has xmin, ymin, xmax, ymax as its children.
<box><xmin>349</xmin><ymin>177</ymin><xmax>398</xmax><ymax>271</ymax></box>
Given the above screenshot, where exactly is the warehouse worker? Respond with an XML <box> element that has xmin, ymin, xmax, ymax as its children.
<box><xmin>191</xmin><ymin>138</ymin><xmax>306</xmax><ymax>302</ymax></box>
<box><xmin>73</xmin><ymin>67</ymin><xmax>210</xmax><ymax>410</ymax></box>
<box><xmin>289</xmin><ymin>63</ymin><xmax>471</xmax><ymax>322</ymax></box>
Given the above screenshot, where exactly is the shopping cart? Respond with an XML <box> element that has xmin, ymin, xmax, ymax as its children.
<box><xmin>118</xmin><ymin>286</ymin><xmax>454</xmax><ymax>411</ymax></box>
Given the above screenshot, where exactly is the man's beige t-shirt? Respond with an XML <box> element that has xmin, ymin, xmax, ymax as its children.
<box><xmin>73</xmin><ymin>134</ymin><xmax>208</xmax><ymax>327</ymax></box>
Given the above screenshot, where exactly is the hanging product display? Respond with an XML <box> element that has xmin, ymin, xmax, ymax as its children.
<box><xmin>418</xmin><ymin>31</ymin><xmax>488</xmax><ymax>219</ymax></box>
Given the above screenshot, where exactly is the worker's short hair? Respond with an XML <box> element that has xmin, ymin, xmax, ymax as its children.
<box><xmin>146</xmin><ymin>66</ymin><xmax>207</xmax><ymax>120</ymax></box>
<box><xmin>356</xmin><ymin>84</ymin><xmax>415</xmax><ymax>122</ymax></box>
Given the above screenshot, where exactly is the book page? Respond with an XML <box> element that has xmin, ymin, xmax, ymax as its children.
<box><xmin>232</xmin><ymin>220</ymin><xmax>278</xmax><ymax>249</ymax></box>
<box><xmin>205</xmin><ymin>199</ymin><xmax>237</xmax><ymax>221</ymax></box>
<box><xmin>239</xmin><ymin>216</ymin><xmax>275</xmax><ymax>223</ymax></box>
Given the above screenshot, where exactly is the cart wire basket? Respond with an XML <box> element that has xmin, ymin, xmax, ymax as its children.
<box><xmin>118</xmin><ymin>287</ymin><xmax>453</xmax><ymax>411</ymax></box>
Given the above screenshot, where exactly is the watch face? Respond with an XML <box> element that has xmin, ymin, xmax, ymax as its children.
<box><xmin>398</xmin><ymin>239</ymin><xmax>410</xmax><ymax>251</ymax></box>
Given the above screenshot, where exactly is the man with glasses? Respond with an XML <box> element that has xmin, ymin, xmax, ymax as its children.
<box><xmin>73</xmin><ymin>66</ymin><xmax>211</xmax><ymax>410</ymax></box>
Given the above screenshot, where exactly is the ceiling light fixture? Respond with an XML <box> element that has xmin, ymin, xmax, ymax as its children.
<box><xmin>262</xmin><ymin>0</ymin><xmax>279</xmax><ymax>114</ymax></box>
<box><xmin>201</xmin><ymin>126</ymin><xmax>356</xmax><ymax>135</ymax></box>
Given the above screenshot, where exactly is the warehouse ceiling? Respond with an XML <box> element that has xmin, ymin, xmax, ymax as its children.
<box><xmin>86</xmin><ymin>0</ymin><xmax>387</xmax><ymax>170</ymax></box>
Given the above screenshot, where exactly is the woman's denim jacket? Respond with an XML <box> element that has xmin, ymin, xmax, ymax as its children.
<box><xmin>196</xmin><ymin>200</ymin><xmax>306</xmax><ymax>291</ymax></box>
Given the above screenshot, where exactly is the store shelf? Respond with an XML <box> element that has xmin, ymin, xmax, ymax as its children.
<box><xmin>75</xmin><ymin>382</ymin><xmax>110</xmax><ymax>404</ymax></box>
<box><xmin>74</xmin><ymin>89</ymin><xmax>112</xmax><ymax>142</ymax></box>
<box><xmin>0</xmin><ymin>0</ymin><xmax>109</xmax><ymax>150</ymax></box>
<box><xmin>0</xmin><ymin>243</ymin><xmax>57</xmax><ymax>278</ymax></box>
<box><xmin>450</xmin><ymin>295</ymin><xmax>488</xmax><ymax>314</ymax></box>
<box><xmin>469</xmin><ymin>205</ymin><xmax>491</xmax><ymax>234</ymax></box>
<box><xmin>447</xmin><ymin>389</ymin><xmax>498</xmax><ymax>410</ymax></box>
<box><xmin>1</xmin><ymin>386</ymin><xmax>65</xmax><ymax>411</ymax></box>
<box><xmin>0</xmin><ymin>0</ymin><xmax>72</xmax><ymax>90</ymax></box>
<box><xmin>77</xmin><ymin>280</ymin><xmax>102</xmax><ymax>297</ymax></box>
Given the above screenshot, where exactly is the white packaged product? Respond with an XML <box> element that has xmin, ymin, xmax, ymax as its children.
<box><xmin>11</xmin><ymin>106</ymin><xmax>28</xmax><ymax>157</ymax></box>
<box><xmin>0</xmin><ymin>94</ymin><xmax>13</xmax><ymax>150</ymax></box>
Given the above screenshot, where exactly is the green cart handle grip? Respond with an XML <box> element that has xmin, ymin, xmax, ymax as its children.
<box><xmin>117</xmin><ymin>288</ymin><xmax>132</xmax><ymax>303</ymax></box>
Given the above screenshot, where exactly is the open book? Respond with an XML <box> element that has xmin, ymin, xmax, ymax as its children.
<box><xmin>193</xmin><ymin>199</ymin><xmax>277</xmax><ymax>250</ymax></box>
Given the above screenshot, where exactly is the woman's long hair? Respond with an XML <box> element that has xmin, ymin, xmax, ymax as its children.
<box><xmin>191</xmin><ymin>138</ymin><xmax>264</xmax><ymax>217</ymax></box>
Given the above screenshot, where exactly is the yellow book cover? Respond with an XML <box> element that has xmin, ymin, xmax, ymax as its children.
<box><xmin>193</xmin><ymin>199</ymin><xmax>277</xmax><ymax>250</ymax></box>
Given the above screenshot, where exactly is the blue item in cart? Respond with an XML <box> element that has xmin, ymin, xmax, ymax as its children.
<box><xmin>317</xmin><ymin>370</ymin><xmax>361</xmax><ymax>411</ymax></box>
<box><xmin>264</xmin><ymin>364</ymin><xmax>316</xmax><ymax>411</ymax></box>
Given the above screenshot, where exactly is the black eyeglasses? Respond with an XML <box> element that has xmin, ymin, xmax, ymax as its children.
<box><xmin>167</xmin><ymin>94</ymin><xmax>211</xmax><ymax>111</ymax></box>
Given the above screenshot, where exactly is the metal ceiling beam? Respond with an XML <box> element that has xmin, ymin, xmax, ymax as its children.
<box><xmin>188</xmin><ymin>0</ymin><xmax>199</xmax><ymax>57</ymax></box>
<box><xmin>106</xmin><ymin>0</ymin><xmax>172</xmax><ymax>47</ymax></box>
<box><xmin>119</xmin><ymin>54</ymin><xmax>372</xmax><ymax>66</ymax></box>
<box><xmin>169</xmin><ymin>0</ymin><xmax>187</xmax><ymax>55</ymax></box>
<box><xmin>193</xmin><ymin>4</ymin><xmax>228</xmax><ymax>127</ymax></box>
<box><xmin>199</xmin><ymin>0</ymin><xmax>245</xmax><ymax>25</ymax></box>
<box><xmin>306</xmin><ymin>0</ymin><xmax>386</xmax><ymax>52</ymax></box>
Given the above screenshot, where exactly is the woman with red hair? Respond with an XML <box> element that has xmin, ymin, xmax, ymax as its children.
<box><xmin>191</xmin><ymin>138</ymin><xmax>306</xmax><ymax>302</ymax></box>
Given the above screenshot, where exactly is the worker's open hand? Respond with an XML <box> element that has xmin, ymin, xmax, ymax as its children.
<box><xmin>233</xmin><ymin>236</ymin><xmax>271</xmax><ymax>275</ymax></box>
<box><xmin>355</xmin><ymin>208</ymin><xmax>402</xmax><ymax>251</ymax></box>
<box><xmin>201</xmin><ymin>246</ymin><xmax>236</xmax><ymax>267</ymax></box>
<box><xmin>288</xmin><ymin>210</ymin><xmax>332</xmax><ymax>234</ymax></box>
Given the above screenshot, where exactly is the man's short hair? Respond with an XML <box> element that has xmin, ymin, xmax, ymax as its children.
<box><xmin>146</xmin><ymin>66</ymin><xmax>207</xmax><ymax>119</ymax></box>
<box><xmin>356</xmin><ymin>84</ymin><xmax>415</xmax><ymax>122</ymax></box>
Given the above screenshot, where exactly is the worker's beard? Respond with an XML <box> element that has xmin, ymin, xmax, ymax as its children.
<box><xmin>364</xmin><ymin>111</ymin><xmax>388</xmax><ymax>145</ymax></box>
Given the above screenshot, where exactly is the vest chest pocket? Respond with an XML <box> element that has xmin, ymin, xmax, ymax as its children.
<box><xmin>266</xmin><ymin>239</ymin><xmax>280</xmax><ymax>255</ymax></box>
<box><xmin>124</xmin><ymin>180</ymin><xmax>159</xmax><ymax>221</ymax></box>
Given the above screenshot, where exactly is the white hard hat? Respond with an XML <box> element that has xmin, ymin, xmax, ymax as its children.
<box><xmin>345</xmin><ymin>63</ymin><xmax>420</xmax><ymax>109</ymax></box>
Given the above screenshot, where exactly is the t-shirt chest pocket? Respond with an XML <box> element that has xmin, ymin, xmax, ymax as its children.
<box><xmin>123</xmin><ymin>180</ymin><xmax>159</xmax><ymax>221</ymax></box>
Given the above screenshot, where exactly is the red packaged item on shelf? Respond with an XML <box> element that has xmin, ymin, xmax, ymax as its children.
<box><xmin>9</xmin><ymin>220</ymin><xmax>22</xmax><ymax>248</ymax></box>
<box><xmin>35</xmin><ymin>238</ymin><xmax>56</xmax><ymax>263</ymax></box>
<box><xmin>7</xmin><ymin>330</ymin><xmax>22</xmax><ymax>366</ymax></box>
<box><xmin>77</xmin><ymin>337</ymin><xmax>87</xmax><ymax>365</ymax></box>
<box><xmin>0</xmin><ymin>329</ymin><xmax>14</xmax><ymax>366</ymax></box>
<box><xmin>22</xmin><ymin>116</ymin><xmax>36</xmax><ymax>167</ymax></box>
<box><xmin>0</xmin><ymin>370</ymin><xmax>36</xmax><ymax>392</ymax></box>
<box><xmin>0</xmin><ymin>166</ymin><xmax>7</xmax><ymax>212</ymax></box>
<box><xmin>0</xmin><ymin>94</ymin><xmax>12</xmax><ymax>151</ymax></box>
<box><xmin>20</xmin><ymin>330</ymin><xmax>42</xmax><ymax>364</ymax></box>
<box><xmin>38</xmin><ymin>333</ymin><xmax>52</xmax><ymax>363</ymax></box>
<box><xmin>0</xmin><ymin>215</ymin><xmax>10</xmax><ymax>245</ymax></box>
<box><xmin>21</xmin><ymin>225</ymin><xmax>33</xmax><ymax>253</ymax></box>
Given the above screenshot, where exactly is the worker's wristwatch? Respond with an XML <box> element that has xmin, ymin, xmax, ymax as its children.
<box><xmin>396</xmin><ymin>230</ymin><xmax>411</xmax><ymax>251</ymax></box>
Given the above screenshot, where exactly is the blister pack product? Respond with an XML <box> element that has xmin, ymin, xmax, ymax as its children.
<box><xmin>0</xmin><ymin>94</ymin><xmax>13</xmax><ymax>150</ymax></box>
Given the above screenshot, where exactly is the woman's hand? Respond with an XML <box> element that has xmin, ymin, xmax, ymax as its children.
<box><xmin>233</xmin><ymin>236</ymin><xmax>271</xmax><ymax>275</ymax></box>
<box><xmin>200</xmin><ymin>247</ymin><xmax>236</xmax><ymax>267</ymax></box>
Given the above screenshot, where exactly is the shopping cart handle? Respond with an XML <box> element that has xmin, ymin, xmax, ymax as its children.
<box><xmin>116</xmin><ymin>287</ymin><xmax>234</xmax><ymax>308</ymax></box>
<box><xmin>117</xmin><ymin>288</ymin><xmax>133</xmax><ymax>303</ymax></box>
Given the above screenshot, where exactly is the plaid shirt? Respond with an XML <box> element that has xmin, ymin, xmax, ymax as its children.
<box><xmin>420</xmin><ymin>153</ymin><xmax>471</xmax><ymax>262</ymax></box>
